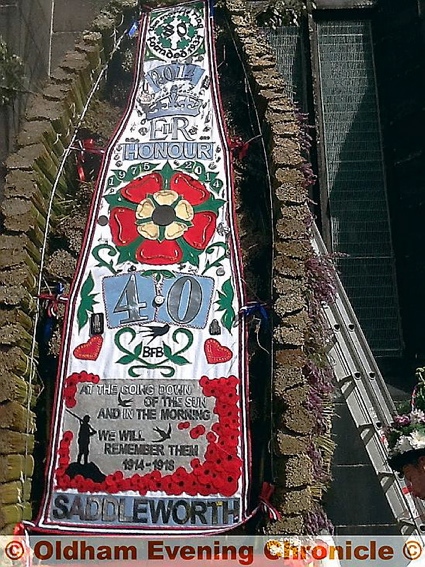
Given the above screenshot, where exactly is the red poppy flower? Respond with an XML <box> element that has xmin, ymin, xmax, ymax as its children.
<box><xmin>109</xmin><ymin>171</ymin><xmax>220</xmax><ymax>265</ymax></box>
<box><xmin>206</xmin><ymin>432</ymin><xmax>217</xmax><ymax>443</ymax></box>
<box><xmin>173</xmin><ymin>467</ymin><xmax>189</xmax><ymax>479</ymax></box>
<box><xmin>66</xmin><ymin>374</ymin><xmax>79</xmax><ymax>386</ymax></box>
<box><xmin>199</xmin><ymin>483</ymin><xmax>214</xmax><ymax>496</ymax></box>
<box><xmin>186</xmin><ymin>482</ymin><xmax>199</xmax><ymax>496</ymax></box>
<box><xmin>199</xmin><ymin>376</ymin><xmax>209</xmax><ymax>387</ymax></box>
<box><xmin>66</xmin><ymin>385</ymin><xmax>77</xmax><ymax>396</ymax></box>
<box><xmin>220</xmin><ymin>483</ymin><xmax>238</xmax><ymax>497</ymax></box>
<box><xmin>189</xmin><ymin>425</ymin><xmax>206</xmax><ymax>439</ymax></box>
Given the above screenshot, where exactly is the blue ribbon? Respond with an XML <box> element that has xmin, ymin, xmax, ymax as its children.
<box><xmin>128</xmin><ymin>21</ymin><xmax>139</xmax><ymax>38</ymax></box>
<box><xmin>241</xmin><ymin>302</ymin><xmax>269</xmax><ymax>329</ymax></box>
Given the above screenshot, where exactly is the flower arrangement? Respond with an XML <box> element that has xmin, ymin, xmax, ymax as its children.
<box><xmin>385</xmin><ymin>369</ymin><xmax>425</xmax><ymax>471</ymax></box>
<box><xmin>386</xmin><ymin>410</ymin><xmax>425</xmax><ymax>456</ymax></box>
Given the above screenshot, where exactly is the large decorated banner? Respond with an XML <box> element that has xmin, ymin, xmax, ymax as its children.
<box><xmin>36</xmin><ymin>0</ymin><xmax>251</xmax><ymax>534</ymax></box>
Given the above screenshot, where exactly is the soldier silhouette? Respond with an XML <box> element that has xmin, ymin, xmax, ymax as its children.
<box><xmin>77</xmin><ymin>415</ymin><xmax>96</xmax><ymax>465</ymax></box>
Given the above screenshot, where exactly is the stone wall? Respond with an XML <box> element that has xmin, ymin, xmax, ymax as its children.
<box><xmin>225</xmin><ymin>0</ymin><xmax>334</xmax><ymax>533</ymax></box>
<box><xmin>0</xmin><ymin>0</ymin><xmax>138</xmax><ymax>534</ymax></box>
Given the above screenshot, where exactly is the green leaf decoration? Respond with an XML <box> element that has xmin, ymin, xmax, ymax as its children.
<box><xmin>160</xmin><ymin>270</ymin><xmax>175</xmax><ymax>279</ymax></box>
<box><xmin>187</xmin><ymin>27</ymin><xmax>196</xmax><ymax>39</ymax></box>
<box><xmin>168</xmin><ymin>354</ymin><xmax>189</xmax><ymax>365</ymax></box>
<box><xmin>134</xmin><ymin>343</ymin><xmax>143</xmax><ymax>358</ymax></box>
<box><xmin>107</xmin><ymin>175</ymin><xmax>121</xmax><ymax>189</ymax></box>
<box><xmin>180</xmin><ymin>161</ymin><xmax>198</xmax><ymax>174</ymax></box>
<box><xmin>171</xmin><ymin>328</ymin><xmax>194</xmax><ymax>354</ymax></box>
<box><xmin>160</xmin><ymin>162</ymin><xmax>175</xmax><ymax>187</ymax></box>
<box><xmin>77</xmin><ymin>272</ymin><xmax>99</xmax><ymax>331</ymax></box>
<box><xmin>117</xmin><ymin>354</ymin><xmax>137</xmax><ymax>365</ymax></box>
<box><xmin>163</xmin><ymin>344</ymin><xmax>172</xmax><ymax>359</ymax></box>
<box><xmin>215</xmin><ymin>278</ymin><xmax>235</xmax><ymax>332</ymax></box>
<box><xmin>177</xmin><ymin>238</ymin><xmax>203</xmax><ymax>267</ymax></box>
<box><xmin>144</xmin><ymin>46</ymin><xmax>160</xmax><ymax>61</ymax></box>
<box><xmin>92</xmin><ymin>244</ymin><xmax>117</xmax><ymax>275</ymax></box>
<box><xmin>177</xmin><ymin>38</ymin><xmax>190</xmax><ymax>49</ymax></box>
<box><xmin>201</xmin><ymin>242</ymin><xmax>228</xmax><ymax>275</ymax></box>
<box><xmin>210</xmin><ymin>177</ymin><xmax>223</xmax><ymax>193</ymax></box>
<box><xmin>116</xmin><ymin>237</ymin><xmax>140</xmax><ymax>265</ymax></box>
<box><xmin>104</xmin><ymin>192</ymin><xmax>137</xmax><ymax>210</ymax></box>
<box><xmin>141</xmin><ymin>269</ymin><xmax>176</xmax><ymax>281</ymax></box>
<box><xmin>170</xmin><ymin>161</ymin><xmax>224</xmax><ymax>194</ymax></box>
<box><xmin>194</xmin><ymin>197</ymin><xmax>226</xmax><ymax>215</ymax></box>
<box><xmin>193</xmin><ymin>42</ymin><xmax>205</xmax><ymax>57</ymax></box>
<box><xmin>113</xmin><ymin>327</ymin><xmax>193</xmax><ymax>377</ymax></box>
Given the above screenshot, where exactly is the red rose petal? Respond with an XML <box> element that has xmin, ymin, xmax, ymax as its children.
<box><xmin>136</xmin><ymin>239</ymin><xmax>183</xmax><ymax>265</ymax></box>
<box><xmin>183</xmin><ymin>212</ymin><xmax>217</xmax><ymax>250</ymax></box>
<box><xmin>121</xmin><ymin>172</ymin><xmax>163</xmax><ymax>204</ymax></box>
<box><xmin>170</xmin><ymin>172</ymin><xmax>210</xmax><ymax>205</ymax></box>
<box><xmin>109</xmin><ymin>207</ymin><xmax>140</xmax><ymax>246</ymax></box>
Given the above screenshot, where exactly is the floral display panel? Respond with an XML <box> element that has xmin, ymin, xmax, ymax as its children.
<box><xmin>36</xmin><ymin>0</ymin><xmax>250</xmax><ymax>534</ymax></box>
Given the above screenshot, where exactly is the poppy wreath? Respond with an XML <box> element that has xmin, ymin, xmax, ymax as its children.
<box><xmin>56</xmin><ymin>375</ymin><xmax>243</xmax><ymax>498</ymax></box>
<box><xmin>63</xmin><ymin>371</ymin><xmax>100</xmax><ymax>408</ymax></box>
<box><xmin>107</xmin><ymin>167</ymin><xmax>224</xmax><ymax>266</ymax></box>
<box><xmin>55</xmin><ymin>431</ymin><xmax>73</xmax><ymax>488</ymax></box>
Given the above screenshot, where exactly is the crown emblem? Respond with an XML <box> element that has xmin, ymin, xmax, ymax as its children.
<box><xmin>146</xmin><ymin>85</ymin><xmax>202</xmax><ymax>120</ymax></box>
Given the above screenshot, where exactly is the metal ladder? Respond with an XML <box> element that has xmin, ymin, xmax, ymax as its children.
<box><xmin>312</xmin><ymin>223</ymin><xmax>425</xmax><ymax>536</ymax></box>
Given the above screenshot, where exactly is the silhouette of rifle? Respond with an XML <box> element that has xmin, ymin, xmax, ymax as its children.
<box><xmin>65</xmin><ymin>409</ymin><xmax>97</xmax><ymax>434</ymax></box>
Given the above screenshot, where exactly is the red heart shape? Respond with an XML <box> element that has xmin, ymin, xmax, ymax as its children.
<box><xmin>73</xmin><ymin>335</ymin><xmax>103</xmax><ymax>361</ymax></box>
<box><xmin>204</xmin><ymin>338</ymin><xmax>233</xmax><ymax>364</ymax></box>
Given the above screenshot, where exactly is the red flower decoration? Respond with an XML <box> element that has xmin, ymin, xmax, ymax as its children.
<box><xmin>63</xmin><ymin>372</ymin><xmax>100</xmax><ymax>407</ymax></box>
<box><xmin>108</xmin><ymin>170</ymin><xmax>221</xmax><ymax>265</ymax></box>
<box><xmin>57</xmin><ymin>374</ymin><xmax>243</xmax><ymax>499</ymax></box>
